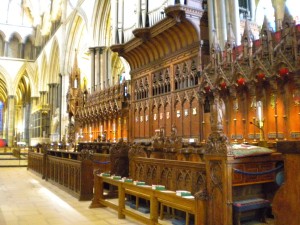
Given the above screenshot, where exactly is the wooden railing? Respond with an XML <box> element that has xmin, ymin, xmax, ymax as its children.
<box><xmin>46</xmin><ymin>155</ymin><xmax>93</xmax><ymax>200</ymax></box>
<box><xmin>27</xmin><ymin>151</ymin><xmax>45</xmax><ymax>178</ymax></box>
<box><xmin>28</xmin><ymin>149</ymin><xmax>97</xmax><ymax>201</ymax></box>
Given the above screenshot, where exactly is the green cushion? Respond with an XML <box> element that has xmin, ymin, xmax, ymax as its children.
<box><xmin>232</xmin><ymin>144</ymin><xmax>275</xmax><ymax>158</ymax></box>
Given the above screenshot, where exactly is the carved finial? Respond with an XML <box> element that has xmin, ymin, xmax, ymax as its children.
<box><xmin>226</xmin><ymin>23</ymin><xmax>236</xmax><ymax>48</ymax></box>
<box><xmin>282</xmin><ymin>5</ymin><xmax>295</xmax><ymax>29</ymax></box>
<box><xmin>72</xmin><ymin>49</ymin><xmax>80</xmax><ymax>77</ymax></box>
<box><xmin>242</xmin><ymin>19</ymin><xmax>254</xmax><ymax>45</ymax></box>
<box><xmin>210</xmin><ymin>29</ymin><xmax>221</xmax><ymax>67</ymax></box>
<box><xmin>261</xmin><ymin>15</ymin><xmax>271</xmax><ymax>32</ymax></box>
<box><xmin>211</xmin><ymin>29</ymin><xmax>221</xmax><ymax>53</ymax></box>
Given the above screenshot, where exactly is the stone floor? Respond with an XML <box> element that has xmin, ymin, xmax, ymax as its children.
<box><xmin>0</xmin><ymin>168</ymin><xmax>144</xmax><ymax>225</ymax></box>
<box><xmin>0</xmin><ymin>148</ymin><xmax>28</xmax><ymax>167</ymax></box>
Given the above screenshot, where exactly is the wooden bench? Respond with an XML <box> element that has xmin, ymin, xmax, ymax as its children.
<box><xmin>90</xmin><ymin>174</ymin><xmax>206</xmax><ymax>225</ymax></box>
<box><xmin>233</xmin><ymin>198</ymin><xmax>270</xmax><ymax>225</ymax></box>
<box><xmin>231</xmin><ymin>154</ymin><xmax>283</xmax><ymax>225</ymax></box>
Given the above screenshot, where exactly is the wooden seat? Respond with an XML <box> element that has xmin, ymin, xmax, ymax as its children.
<box><xmin>233</xmin><ymin>198</ymin><xmax>270</xmax><ymax>225</ymax></box>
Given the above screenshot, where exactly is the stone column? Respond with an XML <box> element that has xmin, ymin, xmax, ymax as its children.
<box><xmin>29</xmin><ymin>97</ymin><xmax>39</xmax><ymax>142</ymax></box>
<box><xmin>48</xmin><ymin>83</ymin><xmax>59</xmax><ymax>115</ymax></box>
<box><xmin>23</xmin><ymin>103</ymin><xmax>31</xmax><ymax>143</ymax></box>
<box><xmin>100</xmin><ymin>48</ymin><xmax>107</xmax><ymax>89</ymax></box>
<box><xmin>214</xmin><ymin>0</ymin><xmax>227</xmax><ymax>48</ymax></box>
<box><xmin>18</xmin><ymin>43</ymin><xmax>23</xmax><ymax>58</ymax></box>
<box><xmin>4</xmin><ymin>41</ymin><xmax>8</xmax><ymax>57</ymax></box>
<box><xmin>227</xmin><ymin>0</ymin><xmax>240</xmax><ymax>45</ymax></box>
<box><xmin>272</xmin><ymin>0</ymin><xmax>285</xmax><ymax>31</ymax></box>
<box><xmin>89</xmin><ymin>47</ymin><xmax>95</xmax><ymax>92</ymax></box>
<box><xmin>20</xmin><ymin>43</ymin><xmax>25</xmax><ymax>59</ymax></box>
<box><xmin>6</xmin><ymin>95</ymin><xmax>15</xmax><ymax>147</ymax></box>
<box><xmin>95</xmin><ymin>47</ymin><xmax>100</xmax><ymax>91</ymax></box>
<box><xmin>137</xmin><ymin>0</ymin><xmax>142</xmax><ymax>28</ymax></box>
<box><xmin>250</xmin><ymin>0</ymin><xmax>255</xmax><ymax>21</ymax></box>
<box><xmin>115</xmin><ymin>0</ymin><xmax>120</xmax><ymax>44</ymax></box>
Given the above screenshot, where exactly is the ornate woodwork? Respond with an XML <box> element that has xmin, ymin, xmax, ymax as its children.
<box><xmin>66</xmin><ymin>51</ymin><xmax>84</xmax><ymax>144</ymax></box>
<box><xmin>130</xmin><ymin>157</ymin><xmax>206</xmax><ymax>195</ymax></box>
<box><xmin>27</xmin><ymin>146</ymin><xmax>94</xmax><ymax>201</ymax></box>
<box><xmin>109</xmin><ymin>139</ymin><xmax>129</xmax><ymax>177</ymax></box>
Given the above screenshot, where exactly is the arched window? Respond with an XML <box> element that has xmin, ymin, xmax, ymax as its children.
<box><xmin>7</xmin><ymin>35</ymin><xmax>20</xmax><ymax>58</ymax></box>
<box><xmin>24</xmin><ymin>37</ymin><xmax>33</xmax><ymax>60</ymax></box>
<box><xmin>0</xmin><ymin>35</ymin><xmax>4</xmax><ymax>56</ymax></box>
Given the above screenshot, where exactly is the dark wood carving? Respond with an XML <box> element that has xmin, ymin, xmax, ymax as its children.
<box><xmin>110</xmin><ymin>139</ymin><xmax>129</xmax><ymax>177</ymax></box>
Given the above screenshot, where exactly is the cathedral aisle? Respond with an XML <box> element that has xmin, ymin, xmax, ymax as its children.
<box><xmin>0</xmin><ymin>168</ymin><xmax>142</xmax><ymax>225</ymax></box>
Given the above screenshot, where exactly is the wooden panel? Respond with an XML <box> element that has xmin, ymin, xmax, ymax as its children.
<box><xmin>46</xmin><ymin>155</ymin><xmax>93</xmax><ymax>200</ymax></box>
<box><xmin>28</xmin><ymin>151</ymin><xmax>45</xmax><ymax>177</ymax></box>
<box><xmin>273</xmin><ymin>141</ymin><xmax>300</xmax><ymax>225</ymax></box>
<box><xmin>191</xmin><ymin>98</ymin><xmax>200</xmax><ymax>137</ymax></box>
<box><xmin>130</xmin><ymin>157</ymin><xmax>206</xmax><ymax>194</ymax></box>
<box><xmin>232</xmin><ymin>162</ymin><xmax>276</xmax><ymax>186</ymax></box>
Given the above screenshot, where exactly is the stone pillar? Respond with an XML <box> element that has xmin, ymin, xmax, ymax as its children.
<box><xmin>272</xmin><ymin>0</ymin><xmax>285</xmax><ymax>31</ymax></box>
<box><xmin>95</xmin><ymin>47</ymin><xmax>100</xmax><ymax>91</ymax></box>
<box><xmin>115</xmin><ymin>0</ymin><xmax>120</xmax><ymax>44</ymax></box>
<box><xmin>89</xmin><ymin>47</ymin><xmax>95</xmax><ymax>92</ymax></box>
<box><xmin>4</xmin><ymin>41</ymin><xmax>8</xmax><ymax>57</ymax></box>
<box><xmin>6</xmin><ymin>95</ymin><xmax>15</xmax><ymax>147</ymax></box>
<box><xmin>120</xmin><ymin>0</ymin><xmax>124</xmax><ymax>43</ymax></box>
<box><xmin>100</xmin><ymin>48</ymin><xmax>107</xmax><ymax>89</ymax></box>
<box><xmin>30</xmin><ymin>97</ymin><xmax>39</xmax><ymax>143</ymax></box>
<box><xmin>214</xmin><ymin>0</ymin><xmax>227</xmax><ymax>49</ymax></box>
<box><xmin>225</xmin><ymin>0</ymin><xmax>240</xmax><ymax>45</ymax></box>
<box><xmin>20</xmin><ymin>43</ymin><xmax>25</xmax><ymax>59</ymax></box>
<box><xmin>48</xmin><ymin>83</ymin><xmax>59</xmax><ymax>115</ymax></box>
<box><xmin>23</xmin><ymin>103</ymin><xmax>31</xmax><ymax>143</ymax></box>
<box><xmin>39</xmin><ymin>91</ymin><xmax>47</xmax><ymax>105</ymax></box>
<box><xmin>106</xmin><ymin>49</ymin><xmax>111</xmax><ymax>86</ymax></box>
<box><xmin>18</xmin><ymin>43</ymin><xmax>22</xmax><ymax>58</ymax></box>
<box><xmin>137</xmin><ymin>0</ymin><xmax>142</xmax><ymax>28</ymax></box>
<box><xmin>250</xmin><ymin>0</ymin><xmax>255</xmax><ymax>21</ymax></box>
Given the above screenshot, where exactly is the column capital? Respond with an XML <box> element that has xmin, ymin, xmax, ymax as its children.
<box><xmin>8</xmin><ymin>95</ymin><xmax>15</xmax><ymax>99</ymax></box>
<box><xmin>95</xmin><ymin>46</ymin><xmax>106</xmax><ymax>54</ymax></box>
<box><xmin>89</xmin><ymin>47</ymin><xmax>95</xmax><ymax>53</ymax></box>
<box><xmin>48</xmin><ymin>83</ymin><xmax>59</xmax><ymax>87</ymax></box>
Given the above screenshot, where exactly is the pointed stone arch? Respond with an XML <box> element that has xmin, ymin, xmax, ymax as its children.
<box><xmin>64</xmin><ymin>13</ymin><xmax>88</xmax><ymax>77</ymax></box>
<box><xmin>13</xmin><ymin>63</ymin><xmax>36</xmax><ymax>98</ymax></box>
<box><xmin>0</xmin><ymin>66</ymin><xmax>11</xmax><ymax>102</ymax></box>
<box><xmin>48</xmin><ymin>39</ymin><xmax>60</xmax><ymax>84</ymax></box>
<box><xmin>39</xmin><ymin>53</ymin><xmax>48</xmax><ymax>91</ymax></box>
<box><xmin>92</xmin><ymin>0</ymin><xmax>111</xmax><ymax>46</ymax></box>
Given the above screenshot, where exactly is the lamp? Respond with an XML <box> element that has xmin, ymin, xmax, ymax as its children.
<box><xmin>250</xmin><ymin>121</ymin><xmax>267</xmax><ymax>147</ymax></box>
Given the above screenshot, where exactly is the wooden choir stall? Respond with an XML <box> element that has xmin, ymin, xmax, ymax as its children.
<box><xmin>28</xmin><ymin>2</ymin><xmax>300</xmax><ymax>225</ymax></box>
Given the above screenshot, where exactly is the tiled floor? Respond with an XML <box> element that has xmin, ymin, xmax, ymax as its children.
<box><xmin>0</xmin><ymin>168</ymin><xmax>143</xmax><ymax>225</ymax></box>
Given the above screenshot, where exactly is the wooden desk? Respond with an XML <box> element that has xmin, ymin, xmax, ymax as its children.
<box><xmin>90</xmin><ymin>175</ymin><xmax>206</xmax><ymax>225</ymax></box>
